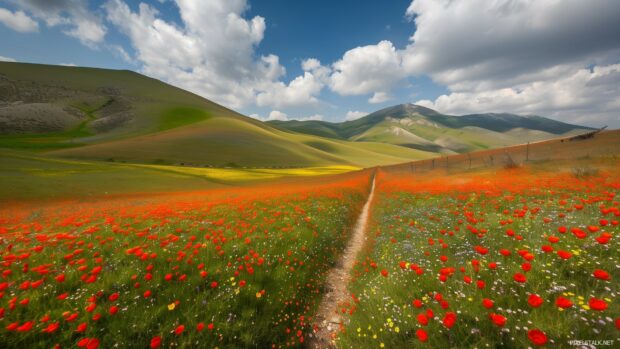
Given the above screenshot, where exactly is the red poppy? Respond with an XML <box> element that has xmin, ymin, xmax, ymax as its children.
<box><xmin>555</xmin><ymin>296</ymin><xmax>573</xmax><ymax>309</ymax></box>
<box><xmin>76</xmin><ymin>322</ymin><xmax>87</xmax><ymax>333</ymax></box>
<box><xmin>42</xmin><ymin>322</ymin><xmax>60</xmax><ymax>333</ymax></box>
<box><xmin>521</xmin><ymin>262</ymin><xmax>531</xmax><ymax>272</ymax></box>
<box><xmin>416</xmin><ymin>328</ymin><xmax>428</xmax><ymax>342</ymax></box>
<box><xmin>489</xmin><ymin>313</ymin><xmax>506</xmax><ymax>327</ymax></box>
<box><xmin>528</xmin><ymin>294</ymin><xmax>543</xmax><ymax>308</ymax></box>
<box><xmin>174</xmin><ymin>324</ymin><xmax>185</xmax><ymax>335</ymax></box>
<box><xmin>380</xmin><ymin>269</ymin><xmax>388</xmax><ymax>277</ymax></box>
<box><xmin>416</xmin><ymin>313</ymin><xmax>428</xmax><ymax>326</ymax></box>
<box><xmin>527</xmin><ymin>329</ymin><xmax>547</xmax><ymax>346</ymax></box>
<box><xmin>474</xmin><ymin>246</ymin><xmax>488</xmax><ymax>255</ymax></box>
<box><xmin>482</xmin><ymin>298</ymin><xmax>494</xmax><ymax>309</ymax></box>
<box><xmin>513</xmin><ymin>273</ymin><xmax>526</xmax><ymax>283</ymax></box>
<box><xmin>557</xmin><ymin>250</ymin><xmax>572</xmax><ymax>259</ymax></box>
<box><xmin>17</xmin><ymin>321</ymin><xmax>33</xmax><ymax>332</ymax></box>
<box><xmin>109</xmin><ymin>305</ymin><xmax>119</xmax><ymax>315</ymax></box>
<box><xmin>593</xmin><ymin>269</ymin><xmax>610</xmax><ymax>280</ymax></box>
<box><xmin>541</xmin><ymin>245</ymin><xmax>554</xmax><ymax>253</ymax></box>
<box><xmin>443</xmin><ymin>312</ymin><xmax>456</xmax><ymax>329</ymax></box>
<box><xmin>150</xmin><ymin>336</ymin><xmax>162</xmax><ymax>348</ymax></box>
<box><xmin>589</xmin><ymin>298</ymin><xmax>607</xmax><ymax>311</ymax></box>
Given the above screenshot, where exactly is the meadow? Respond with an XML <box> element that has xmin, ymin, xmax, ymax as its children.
<box><xmin>1</xmin><ymin>139</ymin><xmax>619</xmax><ymax>348</ymax></box>
<box><xmin>337</xmin><ymin>165</ymin><xmax>619</xmax><ymax>348</ymax></box>
<box><xmin>0</xmin><ymin>170</ymin><xmax>371</xmax><ymax>348</ymax></box>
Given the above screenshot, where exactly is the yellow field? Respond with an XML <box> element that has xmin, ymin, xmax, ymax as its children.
<box><xmin>132</xmin><ymin>163</ymin><xmax>360</xmax><ymax>182</ymax></box>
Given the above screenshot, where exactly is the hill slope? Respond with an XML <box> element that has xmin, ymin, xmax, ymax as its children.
<box><xmin>0</xmin><ymin>62</ymin><xmax>435</xmax><ymax>167</ymax></box>
<box><xmin>268</xmin><ymin>104</ymin><xmax>592</xmax><ymax>154</ymax></box>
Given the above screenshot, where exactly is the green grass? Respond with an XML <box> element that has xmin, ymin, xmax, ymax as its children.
<box><xmin>0</xmin><ymin>150</ymin><xmax>360</xmax><ymax>201</ymax></box>
<box><xmin>158</xmin><ymin>107</ymin><xmax>211</xmax><ymax>131</ymax></box>
<box><xmin>337</xmin><ymin>171</ymin><xmax>618</xmax><ymax>348</ymax></box>
<box><xmin>0</xmin><ymin>173</ymin><xmax>371</xmax><ymax>348</ymax></box>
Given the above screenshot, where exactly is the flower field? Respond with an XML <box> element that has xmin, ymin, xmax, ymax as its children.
<box><xmin>1</xmin><ymin>161</ymin><xmax>619</xmax><ymax>348</ymax></box>
<box><xmin>0</xmin><ymin>171</ymin><xmax>371</xmax><ymax>348</ymax></box>
<box><xmin>338</xmin><ymin>167</ymin><xmax>619</xmax><ymax>348</ymax></box>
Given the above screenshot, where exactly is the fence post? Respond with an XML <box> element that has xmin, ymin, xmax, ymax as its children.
<box><xmin>526</xmin><ymin>142</ymin><xmax>530</xmax><ymax>161</ymax></box>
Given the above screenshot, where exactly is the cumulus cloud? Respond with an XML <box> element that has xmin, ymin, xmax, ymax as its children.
<box><xmin>369</xmin><ymin>91</ymin><xmax>392</xmax><ymax>104</ymax></box>
<box><xmin>416</xmin><ymin>64</ymin><xmax>620</xmax><ymax>127</ymax></box>
<box><xmin>11</xmin><ymin>0</ymin><xmax>106</xmax><ymax>46</ymax></box>
<box><xmin>0</xmin><ymin>8</ymin><xmax>38</xmax><ymax>32</ymax></box>
<box><xmin>268</xmin><ymin>110</ymin><xmax>288</xmax><ymax>121</ymax></box>
<box><xmin>0</xmin><ymin>55</ymin><xmax>17</xmax><ymax>62</ymax></box>
<box><xmin>403</xmin><ymin>0</ymin><xmax>620</xmax><ymax>90</ymax></box>
<box><xmin>256</xmin><ymin>58</ymin><xmax>329</xmax><ymax>108</ymax></box>
<box><xmin>330</xmin><ymin>40</ymin><xmax>404</xmax><ymax>103</ymax></box>
<box><xmin>345</xmin><ymin>110</ymin><xmax>368</xmax><ymax>121</ymax></box>
<box><xmin>103</xmin><ymin>0</ymin><xmax>323</xmax><ymax>110</ymax></box>
<box><xmin>402</xmin><ymin>0</ymin><xmax>620</xmax><ymax>127</ymax></box>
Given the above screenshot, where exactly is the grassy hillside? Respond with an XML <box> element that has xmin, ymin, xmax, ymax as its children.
<box><xmin>0</xmin><ymin>149</ymin><xmax>360</xmax><ymax>201</ymax></box>
<box><xmin>0</xmin><ymin>62</ymin><xmax>433</xmax><ymax>167</ymax></box>
<box><xmin>268</xmin><ymin>104</ymin><xmax>592</xmax><ymax>154</ymax></box>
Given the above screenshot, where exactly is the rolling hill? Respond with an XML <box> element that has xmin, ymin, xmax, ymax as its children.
<box><xmin>268</xmin><ymin>104</ymin><xmax>592</xmax><ymax>154</ymax></box>
<box><xmin>0</xmin><ymin>62</ymin><xmax>435</xmax><ymax>167</ymax></box>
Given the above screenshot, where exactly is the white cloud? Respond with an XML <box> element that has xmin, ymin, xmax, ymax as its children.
<box><xmin>401</xmin><ymin>0</ymin><xmax>620</xmax><ymax>127</ymax></box>
<box><xmin>330</xmin><ymin>40</ymin><xmax>404</xmax><ymax>102</ymax></box>
<box><xmin>59</xmin><ymin>62</ymin><xmax>76</xmax><ymax>66</ymax></box>
<box><xmin>0</xmin><ymin>55</ymin><xmax>16</xmax><ymax>62</ymax></box>
<box><xmin>268</xmin><ymin>110</ymin><xmax>288</xmax><ymax>121</ymax></box>
<box><xmin>416</xmin><ymin>64</ymin><xmax>620</xmax><ymax>127</ymax></box>
<box><xmin>402</xmin><ymin>0</ymin><xmax>620</xmax><ymax>90</ymax></box>
<box><xmin>256</xmin><ymin>58</ymin><xmax>329</xmax><ymax>108</ymax></box>
<box><xmin>369</xmin><ymin>91</ymin><xmax>392</xmax><ymax>104</ymax></box>
<box><xmin>0</xmin><ymin>8</ymin><xmax>38</xmax><ymax>32</ymax></box>
<box><xmin>301</xmin><ymin>58</ymin><xmax>321</xmax><ymax>71</ymax></box>
<box><xmin>345</xmin><ymin>110</ymin><xmax>368</xmax><ymax>121</ymax></box>
<box><xmin>12</xmin><ymin>0</ymin><xmax>106</xmax><ymax>47</ymax></box>
<box><xmin>103</xmin><ymin>0</ymin><xmax>322</xmax><ymax>110</ymax></box>
<box><xmin>248</xmin><ymin>113</ymin><xmax>261</xmax><ymax>120</ymax></box>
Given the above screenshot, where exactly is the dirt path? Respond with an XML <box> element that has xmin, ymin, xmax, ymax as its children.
<box><xmin>308</xmin><ymin>174</ymin><xmax>376</xmax><ymax>348</ymax></box>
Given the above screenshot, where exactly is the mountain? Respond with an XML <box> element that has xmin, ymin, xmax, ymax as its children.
<box><xmin>0</xmin><ymin>62</ymin><xmax>437</xmax><ymax>167</ymax></box>
<box><xmin>268</xmin><ymin>104</ymin><xmax>592</xmax><ymax>154</ymax></box>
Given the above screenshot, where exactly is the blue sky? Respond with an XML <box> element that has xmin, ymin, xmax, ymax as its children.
<box><xmin>1</xmin><ymin>0</ymin><xmax>619</xmax><ymax>127</ymax></box>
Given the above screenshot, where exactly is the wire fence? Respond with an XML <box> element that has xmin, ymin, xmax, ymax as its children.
<box><xmin>380</xmin><ymin>130</ymin><xmax>620</xmax><ymax>175</ymax></box>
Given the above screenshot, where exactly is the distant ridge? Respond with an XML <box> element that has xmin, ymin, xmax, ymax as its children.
<box><xmin>268</xmin><ymin>103</ymin><xmax>592</xmax><ymax>154</ymax></box>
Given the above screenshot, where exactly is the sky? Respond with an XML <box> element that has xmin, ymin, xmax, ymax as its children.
<box><xmin>0</xmin><ymin>0</ymin><xmax>619</xmax><ymax>128</ymax></box>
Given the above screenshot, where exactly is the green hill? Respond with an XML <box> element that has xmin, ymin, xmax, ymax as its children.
<box><xmin>268</xmin><ymin>104</ymin><xmax>592</xmax><ymax>154</ymax></box>
<box><xmin>0</xmin><ymin>62</ymin><xmax>434</xmax><ymax>167</ymax></box>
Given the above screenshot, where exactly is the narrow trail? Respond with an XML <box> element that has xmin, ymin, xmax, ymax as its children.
<box><xmin>308</xmin><ymin>174</ymin><xmax>376</xmax><ymax>348</ymax></box>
